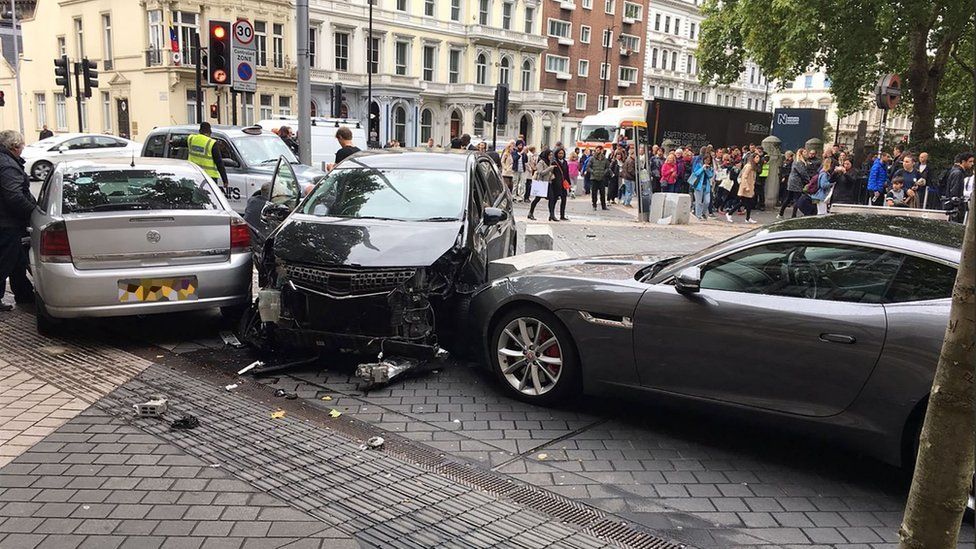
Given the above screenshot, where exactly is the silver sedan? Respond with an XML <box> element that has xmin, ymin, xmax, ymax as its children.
<box><xmin>471</xmin><ymin>214</ymin><xmax>961</xmax><ymax>469</ymax></box>
<box><xmin>30</xmin><ymin>158</ymin><xmax>253</xmax><ymax>334</ymax></box>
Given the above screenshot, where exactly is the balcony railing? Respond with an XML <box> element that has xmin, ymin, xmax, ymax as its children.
<box><xmin>467</xmin><ymin>25</ymin><xmax>548</xmax><ymax>52</ymax></box>
<box><xmin>145</xmin><ymin>49</ymin><xmax>163</xmax><ymax>67</ymax></box>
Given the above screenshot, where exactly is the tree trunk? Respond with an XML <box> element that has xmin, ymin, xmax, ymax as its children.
<box><xmin>898</xmin><ymin>192</ymin><xmax>976</xmax><ymax>548</ymax></box>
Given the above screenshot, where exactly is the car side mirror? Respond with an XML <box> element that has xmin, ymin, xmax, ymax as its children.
<box><xmin>223</xmin><ymin>158</ymin><xmax>240</xmax><ymax>169</ymax></box>
<box><xmin>675</xmin><ymin>266</ymin><xmax>701</xmax><ymax>294</ymax></box>
<box><xmin>483</xmin><ymin>207</ymin><xmax>508</xmax><ymax>227</ymax></box>
<box><xmin>58</xmin><ymin>145</ymin><xmax>68</xmax><ymax>153</ymax></box>
<box><xmin>261</xmin><ymin>201</ymin><xmax>292</xmax><ymax>225</ymax></box>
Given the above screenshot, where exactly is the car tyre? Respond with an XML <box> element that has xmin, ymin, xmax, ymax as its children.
<box><xmin>236</xmin><ymin>302</ymin><xmax>273</xmax><ymax>353</ymax></box>
<box><xmin>220</xmin><ymin>304</ymin><xmax>249</xmax><ymax>325</ymax></box>
<box><xmin>34</xmin><ymin>293</ymin><xmax>64</xmax><ymax>337</ymax></box>
<box><xmin>489</xmin><ymin>305</ymin><xmax>580</xmax><ymax>405</ymax></box>
<box><xmin>30</xmin><ymin>161</ymin><xmax>53</xmax><ymax>182</ymax></box>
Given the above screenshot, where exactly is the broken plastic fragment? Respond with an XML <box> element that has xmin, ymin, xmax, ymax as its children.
<box><xmin>329</xmin><ymin>409</ymin><xmax>342</xmax><ymax>418</ymax></box>
<box><xmin>537</xmin><ymin>453</ymin><xmax>548</xmax><ymax>460</ymax></box>
<box><xmin>271</xmin><ymin>410</ymin><xmax>286</xmax><ymax>419</ymax></box>
<box><xmin>219</xmin><ymin>331</ymin><xmax>244</xmax><ymax>348</ymax></box>
<box><xmin>320</xmin><ymin>395</ymin><xmax>333</xmax><ymax>401</ymax></box>
<box><xmin>274</xmin><ymin>389</ymin><xmax>287</xmax><ymax>397</ymax></box>
<box><xmin>170</xmin><ymin>415</ymin><xmax>200</xmax><ymax>430</ymax></box>
<box><xmin>237</xmin><ymin>360</ymin><xmax>264</xmax><ymax>375</ymax></box>
<box><xmin>360</xmin><ymin>436</ymin><xmax>384</xmax><ymax>450</ymax></box>
<box><xmin>224</xmin><ymin>384</ymin><xmax>238</xmax><ymax>391</ymax></box>
<box><xmin>355</xmin><ymin>357</ymin><xmax>421</xmax><ymax>385</ymax></box>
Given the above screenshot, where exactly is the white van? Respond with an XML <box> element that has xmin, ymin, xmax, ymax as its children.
<box><xmin>257</xmin><ymin>117</ymin><xmax>368</xmax><ymax>168</ymax></box>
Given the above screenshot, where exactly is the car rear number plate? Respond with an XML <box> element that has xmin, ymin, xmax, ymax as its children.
<box><xmin>118</xmin><ymin>276</ymin><xmax>199</xmax><ymax>303</ymax></box>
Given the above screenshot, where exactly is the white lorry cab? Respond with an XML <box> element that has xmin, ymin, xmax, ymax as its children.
<box><xmin>257</xmin><ymin>117</ymin><xmax>368</xmax><ymax>168</ymax></box>
<box><xmin>576</xmin><ymin>98</ymin><xmax>647</xmax><ymax>151</ymax></box>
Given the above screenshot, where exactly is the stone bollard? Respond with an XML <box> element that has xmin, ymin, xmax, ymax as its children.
<box><xmin>805</xmin><ymin>137</ymin><xmax>823</xmax><ymax>158</ymax></box>
<box><xmin>661</xmin><ymin>139</ymin><xmax>675</xmax><ymax>155</ymax></box>
<box><xmin>762</xmin><ymin>135</ymin><xmax>782</xmax><ymax>208</ymax></box>
<box><xmin>524</xmin><ymin>224</ymin><xmax>553</xmax><ymax>253</ymax></box>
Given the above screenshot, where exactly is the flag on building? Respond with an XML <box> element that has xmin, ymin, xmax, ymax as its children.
<box><xmin>169</xmin><ymin>27</ymin><xmax>181</xmax><ymax>65</ymax></box>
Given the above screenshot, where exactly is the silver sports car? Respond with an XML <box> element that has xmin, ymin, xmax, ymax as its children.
<box><xmin>471</xmin><ymin>214</ymin><xmax>961</xmax><ymax>467</ymax></box>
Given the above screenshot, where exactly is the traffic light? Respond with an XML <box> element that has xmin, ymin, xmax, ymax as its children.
<box><xmin>54</xmin><ymin>55</ymin><xmax>72</xmax><ymax>98</ymax></box>
<box><xmin>483</xmin><ymin>103</ymin><xmax>493</xmax><ymax>123</ymax></box>
<box><xmin>494</xmin><ymin>84</ymin><xmax>509</xmax><ymax>126</ymax></box>
<box><xmin>210</xmin><ymin>104</ymin><xmax>219</xmax><ymax>119</ymax></box>
<box><xmin>330</xmin><ymin>83</ymin><xmax>344</xmax><ymax>118</ymax></box>
<box><xmin>81</xmin><ymin>58</ymin><xmax>98</xmax><ymax>98</ymax></box>
<box><xmin>208</xmin><ymin>21</ymin><xmax>232</xmax><ymax>86</ymax></box>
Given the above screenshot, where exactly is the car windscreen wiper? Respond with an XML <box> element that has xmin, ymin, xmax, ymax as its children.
<box><xmin>418</xmin><ymin>216</ymin><xmax>459</xmax><ymax>222</ymax></box>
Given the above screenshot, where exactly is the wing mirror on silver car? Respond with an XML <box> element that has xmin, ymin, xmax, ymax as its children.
<box><xmin>483</xmin><ymin>207</ymin><xmax>509</xmax><ymax>227</ymax></box>
<box><xmin>675</xmin><ymin>266</ymin><xmax>701</xmax><ymax>294</ymax></box>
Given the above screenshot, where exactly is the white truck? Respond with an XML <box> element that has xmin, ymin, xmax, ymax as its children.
<box><xmin>257</xmin><ymin>117</ymin><xmax>368</xmax><ymax>169</ymax></box>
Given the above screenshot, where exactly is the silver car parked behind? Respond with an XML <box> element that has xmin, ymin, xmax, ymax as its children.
<box><xmin>30</xmin><ymin>158</ymin><xmax>253</xmax><ymax>334</ymax></box>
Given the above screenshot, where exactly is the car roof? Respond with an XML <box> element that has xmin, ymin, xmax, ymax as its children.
<box><xmin>755</xmin><ymin>213</ymin><xmax>962</xmax><ymax>261</ymax></box>
<box><xmin>146</xmin><ymin>125</ymin><xmax>269</xmax><ymax>138</ymax></box>
<box><xmin>339</xmin><ymin>148</ymin><xmax>487</xmax><ymax>171</ymax></box>
<box><xmin>58</xmin><ymin>157</ymin><xmax>203</xmax><ymax>174</ymax></box>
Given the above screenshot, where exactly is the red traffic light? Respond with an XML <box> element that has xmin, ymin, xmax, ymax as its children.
<box><xmin>213</xmin><ymin>26</ymin><xmax>226</xmax><ymax>39</ymax></box>
<box><xmin>213</xmin><ymin>69</ymin><xmax>227</xmax><ymax>83</ymax></box>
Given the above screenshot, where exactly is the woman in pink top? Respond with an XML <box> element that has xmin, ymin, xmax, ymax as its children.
<box><xmin>567</xmin><ymin>152</ymin><xmax>581</xmax><ymax>196</ymax></box>
<box><xmin>660</xmin><ymin>152</ymin><xmax>678</xmax><ymax>192</ymax></box>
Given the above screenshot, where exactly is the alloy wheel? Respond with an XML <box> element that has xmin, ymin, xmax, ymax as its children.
<box><xmin>496</xmin><ymin>317</ymin><xmax>563</xmax><ymax>396</ymax></box>
<box><xmin>31</xmin><ymin>161</ymin><xmax>52</xmax><ymax>181</ymax></box>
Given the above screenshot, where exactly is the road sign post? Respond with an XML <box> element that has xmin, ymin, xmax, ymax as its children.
<box><xmin>874</xmin><ymin>73</ymin><xmax>901</xmax><ymax>155</ymax></box>
<box><xmin>231</xmin><ymin>19</ymin><xmax>256</xmax><ymax>95</ymax></box>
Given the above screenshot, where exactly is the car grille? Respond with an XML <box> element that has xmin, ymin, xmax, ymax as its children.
<box><xmin>285</xmin><ymin>264</ymin><xmax>416</xmax><ymax>296</ymax></box>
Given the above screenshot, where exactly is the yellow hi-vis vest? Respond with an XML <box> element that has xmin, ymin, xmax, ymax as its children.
<box><xmin>187</xmin><ymin>134</ymin><xmax>220</xmax><ymax>180</ymax></box>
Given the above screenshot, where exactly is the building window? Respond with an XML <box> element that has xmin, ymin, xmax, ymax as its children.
<box><xmin>600</xmin><ymin>63</ymin><xmax>610</xmax><ymax>80</ymax></box>
<box><xmin>669</xmin><ymin>87</ymin><xmax>675</xmax><ymax>99</ymax></box>
<box><xmin>604</xmin><ymin>0</ymin><xmax>615</xmax><ymax>14</ymax></box>
<box><xmin>682</xmin><ymin>90</ymin><xmax>689</xmax><ymax>101</ymax></box>
<box><xmin>335</xmin><ymin>32</ymin><xmax>349</xmax><ymax>72</ymax></box>
<box><xmin>368</xmin><ymin>36</ymin><xmax>380</xmax><ymax>74</ymax></box>
<box><xmin>272</xmin><ymin>24</ymin><xmax>284</xmax><ymax>68</ymax></box>
<box><xmin>74</xmin><ymin>17</ymin><xmax>84</xmax><ymax>58</ymax></box>
<box><xmin>173</xmin><ymin>11</ymin><xmax>198</xmax><ymax>65</ymax></box>
<box><xmin>255</xmin><ymin>21</ymin><xmax>267</xmax><ymax>66</ymax></box>
<box><xmin>520</xmin><ymin>59</ymin><xmax>532</xmax><ymax>91</ymax></box>
<box><xmin>544</xmin><ymin>54</ymin><xmax>569</xmax><ymax>74</ymax></box>
<box><xmin>502</xmin><ymin>2</ymin><xmax>513</xmax><ymax>30</ymax></box>
<box><xmin>671</xmin><ymin>51</ymin><xmax>677</xmax><ymax>71</ymax></box>
<box><xmin>425</xmin><ymin>0</ymin><xmax>435</xmax><ymax>16</ymax></box>
<box><xmin>422</xmin><ymin>45</ymin><xmax>436</xmax><ymax>82</ymax></box>
<box><xmin>687</xmin><ymin>54</ymin><xmax>694</xmax><ymax>74</ymax></box>
<box><xmin>474</xmin><ymin>112</ymin><xmax>485</xmax><ymax>135</ymax></box>
<box><xmin>499</xmin><ymin>56</ymin><xmax>510</xmax><ymax>86</ymax></box>
<box><xmin>581</xmin><ymin>0</ymin><xmax>592</xmax><ymax>8</ymax></box>
<box><xmin>578</xmin><ymin>59</ymin><xmax>589</xmax><ymax>76</ymax></box>
<box><xmin>623</xmin><ymin>2</ymin><xmax>642</xmax><ymax>19</ymax></box>
<box><xmin>476</xmin><ymin>53</ymin><xmax>488</xmax><ymax>84</ymax></box>
<box><xmin>580</xmin><ymin>25</ymin><xmax>591</xmax><ymax>43</ymax></box>
<box><xmin>689</xmin><ymin>22</ymin><xmax>696</xmax><ymax>39</ymax></box>
<box><xmin>547</xmin><ymin>19</ymin><xmax>571</xmax><ymax>39</ymax></box>
<box><xmin>449</xmin><ymin>49</ymin><xmax>461</xmax><ymax>83</ymax></box>
<box><xmin>654</xmin><ymin>13</ymin><xmax>660</xmax><ymax>31</ymax></box>
<box><xmin>664</xmin><ymin>16</ymin><xmax>670</xmax><ymax>34</ymax></box>
<box><xmin>674</xmin><ymin>18</ymin><xmax>680</xmax><ymax>35</ymax></box>
<box><xmin>747</xmin><ymin>98</ymin><xmax>753</xmax><ymax>109</ymax></box>
<box><xmin>260</xmin><ymin>94</ymin><xmax>273</xmax><ymax>119</ymax></box>
<box><xmin>420</xmin><ymin>109</ymin><xmax>433</xmax><ymax>142</ymax></box>
<box><xmin>242</xmin><ymin>92</ymin><xmax>255</xmax><ymax>125</ymax></box>
<box><xmin>618</xmin><ymin>66</ymin><xmax>637</xmax><ymax>83</ymax></box>
<box><xmin>55</xmin><ymin>93</ymin><xmax>67</xmax><ymax>130</ymax></box>
<box><xmin>279</xmin><ymin>96</ymin><xmax>292</xmax><ymax>116</ymax></box>
<box><xmin>575</xmin><ymin>93</ymin><xmax>587</xmax><ymax>110</ymax></box>
<box><xmin>393</xmin><ymin>105</ymin><xmax>407</xmax><ymax>144</ymax></box>
<box><xmin>598</xmin><ymin>95</ymin><xmax>607</xmax><ymax>110</ymax></box>
<box><xmin>524</xmin><ymin>7</ymin><xmax>534</xmax><ymax>33</ymax></box>
<box><xmin>602</xmin><ymin>29</ymin><xmax>613</xmax><ymax>47</ymax></box>
<box><xmin>804</xmin><ymin>75</ymin><xmax>813</xmax><ymax>88</ymax></box>
<box><xmin>450</xmin><ymin>0</ymin><xmax>461</xmax><ymax>21</ymax></box>
<box><xmin>395</xmin><ymin>40</ymin><xmax>409</xmax><ymax>75</ymax></box>
<box><xmin>397</xmin><ymin>0</ymin><xmax>407</xmax><ymax>11</ymax></box>
<box><xmin>101</xmin><ymin>91</ymin><xmax>111</xmax><ymax>132</ymax></box>
<box><xmin>309</xmin><ymin>26</ymin><xmax>317</xmax><ymax>67</ymax></box>
<box><xmin>651</xmin><ymin>48</ymin><xmax>657</xmax><ymax>69</ymax></box>
<box><xmin>35</xmin><ymin>93</ymin><xmax>47</xmax><ymax>129</ymax></box>
<box><xmin>824</xmin><ymin>76</ymin><xmax>831</xmax><ymax>88</ymax></box>
<box><xmin>185</xmin><ymin>90</ymin><xmax>197</xmax><ymax>125</ymax></box>
<box><xmin>693</xmin><ymin>91</ymin><xmax>699</xmax><ymax>102</ymax></box>
<box><xmin>57</xmin><ymin>36</ymin><xmax>66</xmax><ymax>57</ymax></box>
<box><xmin>101</xmin><ymin>14</ymin><xmax>113</xmax><ymax>70</ymax></box>
<box><xmin>479</xmin><ymin>0</ymin><xmax>490</xmax><ymax>25</ymax></box>
<box><xmin>619</xmin><ymin>34</ymin><xmax>639</xmax><ymax>52</ymax></box>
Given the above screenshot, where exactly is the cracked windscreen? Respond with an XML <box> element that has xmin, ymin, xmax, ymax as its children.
<box><xmin>301</xmin><ymin>167</ymin><xmax>466</xmax><ymax>222</ymax></box>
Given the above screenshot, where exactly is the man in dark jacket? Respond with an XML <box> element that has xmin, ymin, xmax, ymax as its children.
<box><xmin>0</xmin><ymin>131</ymin><xmax>37</xmax><ymax>310</ymax></box>
<box><xmin>38</xmin><ymin>125</ymin><xmax>54</xmax><ymax>141</ymax></box>
<box><xmin>587</xmin><ymin>147</ymin><xmax>610</xmax><ymax>210</ymax></box>
<box><xmin>944</xmin><ymin>152</ymin><xmax>974</xmax><ymax>223</ymax></box>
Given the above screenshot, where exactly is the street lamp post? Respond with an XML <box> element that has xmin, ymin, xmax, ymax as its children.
<box><xmin>296</xmin><ymin>0</ymin><xmax>312</xmax><ymax>164</ymax></box>
<box><xmin>601</xmin><ymin>25</ymin><xmax>615</xmax><ymax>111</ymax></box>
<box><xmin>367</xmin><ymin>0</ymin><xmax>374</xmax><ymax>146</ymax></box>
<box><xmin>9</xmin><ymin>0</ymin><xmax>24</xmax><ymax>135</ymax></box>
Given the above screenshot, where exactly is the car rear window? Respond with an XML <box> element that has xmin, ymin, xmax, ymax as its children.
<box><xmin>62</xmin><ymin>169</ymin><xmax>221</xmax><ymax>213</ymax></box>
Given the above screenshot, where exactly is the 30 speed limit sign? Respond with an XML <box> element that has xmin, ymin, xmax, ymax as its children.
<box><xmin>233</xmin><ymin>20</ymin><xmax>254</xmax><ymax>46</ymax></box>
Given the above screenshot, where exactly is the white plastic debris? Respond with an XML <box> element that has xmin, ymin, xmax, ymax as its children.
<box><xmin>219</xmin><ymin>331</ymin><xmax>244</xmax><ymax>348</ymax></box>
<box><xmin>360</xmin><ymin>436</ymin><xmax>385</xmax><ymax>451</ymax></box>
<box><xmin>237</xmin><ymin>360</ymin><xmax>264</xmax><ymax>375</ymax></box>
<box><xmin>224</xmin><ymin>384</ymin><xmax>239</xmax><ymax>391</ymax></box>
<box><xmin>355</xmin><ymin>358</ymin><xmax>420</xmax><ymax>385</ymax></box>
<box><xmin>133</xmin><ymin>396</ymin><xmax>168</xmax><ymax>417</ymax></box>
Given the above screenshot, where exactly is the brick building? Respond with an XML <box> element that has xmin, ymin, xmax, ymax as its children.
<box><xmin>539</xmin><ymin>0</ymin><xmax>646</xmax><ymax>145</ymax></box>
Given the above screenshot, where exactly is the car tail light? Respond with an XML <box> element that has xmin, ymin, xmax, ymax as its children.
<box><xmin>39</xmin><ymin>221</ymin><xmax>71</xmax><ymax>263</ymax></box>
<box><xmin>230</xmin><ymin>217</ymin><xmax>251</xmax><ymax>253</ymax></box>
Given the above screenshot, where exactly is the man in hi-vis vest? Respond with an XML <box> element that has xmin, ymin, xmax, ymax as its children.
<box><xmin>187</xmin><ymin>122</ymin><xmax>228</xmax><ymax>188</ymax></box>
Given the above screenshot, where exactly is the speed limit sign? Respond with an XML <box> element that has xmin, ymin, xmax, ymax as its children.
<box><xmin>233</xmin><ymin>20</ymin><xmax>254</xmax><ymax>46</ymax></box>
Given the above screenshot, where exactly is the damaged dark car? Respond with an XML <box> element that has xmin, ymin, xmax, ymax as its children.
<box><xmin>242</xmin><ymin>150</ymin><xmax>516</xmax><ymax>378</ymax></box>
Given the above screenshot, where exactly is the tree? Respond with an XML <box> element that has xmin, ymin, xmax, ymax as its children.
<box><xmin>697</xmin><ymin>0</ymin><xmax>974</xmax><ymax>144</ymax></box>
<box><xmin>898</xmin><ymin>189</ymin><xmax>976</xmax><ymax>548</ymax></box>
<box><xmin>938</xmin><ymin>10</ymin><xmax>976</xmax><ymax>143</ymax></box>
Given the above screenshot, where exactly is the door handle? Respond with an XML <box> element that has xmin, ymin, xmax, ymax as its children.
<box><xmin>819</xmin><ymin>333</ymin><xmax>856</xmax><ymax>344</ymax></box>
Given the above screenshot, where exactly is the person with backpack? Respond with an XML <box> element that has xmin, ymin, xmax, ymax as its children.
<box><xmin>690</xmin><ymin>155</ymin><xmax>715</xmax><ymax>221</ymax></box>
<box><xmin>795</xmin><ymin>156</ymin><xmax>835</xmax><ymax>216</ymax></box>
<box><xmin>778</xmin><ymin>148</ymin><xmax>808</xmax><ymax>219</ymax></box>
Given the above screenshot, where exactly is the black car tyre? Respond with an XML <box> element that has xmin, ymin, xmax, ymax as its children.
<box><xmin>236</xmin><ymin>302</ymin><xmax>273</xmax><ymax>353</ymax></box>
<box><xmin>31</xmin><ymin>161</ymin><xmax>53</xmax><ymax>182</ymax></box>
<box><xmin>35</xmin><ymin>293</ymin><xmax>64</xmax><ymax>337</ymax></box>
<box><xmin>489</xmin><ymin>306</ymin><xmax>580</xmax><ymax>404</ymax></box>
<box><xmin>220</xmin><ymin>304</ymin><xmax>249</xmax><ymax>325</ymax></box>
